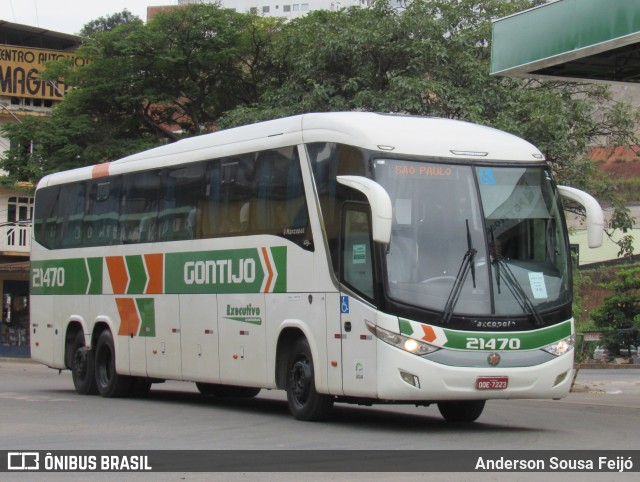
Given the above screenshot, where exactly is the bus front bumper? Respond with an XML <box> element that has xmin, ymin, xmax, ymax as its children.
<box><xmin>376</xmin><ymin>340</ymin><xmax>575</xmax><ymax>402</ymax></box>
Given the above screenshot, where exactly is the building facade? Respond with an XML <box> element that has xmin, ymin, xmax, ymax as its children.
<box><xmin>0</xmin><ymin>22</ymin><xmax>82</xmax><ymax>357</ymax></box>
<box><xmin>170</xmin><ymin>0</ymin><xmax>408</xmax><ymax>20</ymax></box>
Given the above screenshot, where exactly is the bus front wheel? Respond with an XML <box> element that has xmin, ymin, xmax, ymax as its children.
<box><xmin>70</xmin><ymin>331</ymin><xmax>98</xmax><ymax>395</ymax></box>
<box><xmin>286</xmin><ymin>338</ymin><xmax>333</xmax><ymax>421</ymax></box>
<box><xmin>437</xmin><ymin>400</ymin><xmax>486</xmax><ymax>423</ymax></box>
<box><xmin>94</xmin><ymin>330</ymin><xmax>133</xmax><ymax>398</ymax></box>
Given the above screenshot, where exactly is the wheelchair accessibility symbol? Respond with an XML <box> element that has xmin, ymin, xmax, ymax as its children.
<box><xmin>340</xmin><ymin>296</ymin><xmax>349</xmax><ymax>314</ymax></box>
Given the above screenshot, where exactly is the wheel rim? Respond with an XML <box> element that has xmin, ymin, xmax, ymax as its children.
<box><xmin>290</xmin><ymin>356</ymin><xmax>312</xmax><ymax>406</ymax></box>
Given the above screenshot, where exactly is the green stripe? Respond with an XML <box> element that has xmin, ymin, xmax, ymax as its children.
<box><xmin>399</xmin><ymin>319</ymin><xmax>414</xmax><ymax>336</ymax></box>
<box><xmin>126</xmin><ymin>255</ymin><xmax>147</xmax><ymax>295</ymax></box>
<box><xmin>136</xmin><ymin>298</ymin><xmax>156</xmax><ymax>337</ymax></box>
<box><xmin>86</xmin><ymin>257</ymin><xmax>103</xmax><ymax>294</ymax></box>
<box><xmin>31</xmin><ymin>259</ymin><xmax>89</xmax><ymax>295</ymax></box>
<box><xmin>442</xmin><ymin>321</ymin><xmax>572</xmax><ymax>351</ymax></box>
<box><xmin>270</xmin><ymin>246</ymin><xmax>287</xmax><ymax>293</ymax></box>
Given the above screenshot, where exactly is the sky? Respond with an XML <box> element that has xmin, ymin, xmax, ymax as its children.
<box><xmin>2</xmin><ymin>0</ymin><xmax>181</xmax><ymax>36</ymax></box>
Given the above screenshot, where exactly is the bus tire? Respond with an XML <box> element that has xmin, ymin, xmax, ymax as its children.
<box><xmin>94</xmin><ymin>330</ymin><xmax>133</xmax><ymax>398</ymax></box>
<box><xmin>437</xmin><ymin>400</ymin><xmax>486</xmax><ymax>423</ymax></box>
<box><xmin>286</xmin><ymin>337</ymin><xmax>333</xmax><ymax>421</ymax></box>
<box><xmin>70</xmin><ymin>331</ymin><xmax>98</xmax><ymax>395</ymax></box>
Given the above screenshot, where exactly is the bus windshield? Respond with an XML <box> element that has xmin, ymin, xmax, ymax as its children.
<box><xmin>374</xmin><ymin>159</ymin><xmax>571</xmax><ymax>319</ymax></box>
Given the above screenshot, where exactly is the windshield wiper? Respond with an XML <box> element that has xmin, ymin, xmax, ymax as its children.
<box><xmin>489</xmin><ymin>229</ymin><xmax>544</xmax><ymax>327</ymax></box>
<box><xmin>442</xmin><ymin>220</ymin><xmax>476</xmax><ymax>325</ymax></box>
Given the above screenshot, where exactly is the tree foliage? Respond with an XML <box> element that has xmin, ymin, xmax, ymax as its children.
<box><xmin>591</xmin><ymin>265</ymin><xmax>640</xmax><ymax>355</ymax></box>
<box><xmin>79</xmin><ymin>9</ymin><xmax>141</xmax><ymax>36</ymax></box>
<box><xmin>1</xmin><ymin>4</ymin><xmax>280</xmax><ymax>180</ymax></box>
<box><xmin>1</xmin><ymin>1</ymin><xmax>638</xmax><ymax>255</ymax></box>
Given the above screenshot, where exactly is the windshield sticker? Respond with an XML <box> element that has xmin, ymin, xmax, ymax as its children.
<box><xmin>352</xmin><ymin>244</ymin><xmax>367</xmax><ymax>264</ymax></box>
<box><xmin>478</xmin><ymin>168</ymin><xmax>496</xmax><ymax>185</ymax></box>
<box><xmin>528</xmin><ymin>272</ymin><xmax>548</xmax><ymax>299</ymax></box>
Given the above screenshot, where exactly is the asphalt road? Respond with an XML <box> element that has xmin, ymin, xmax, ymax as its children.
<box><xmin>0</xmin><ymin>360</ymin><xmax>638</xmax><ymax>480</ymax></box>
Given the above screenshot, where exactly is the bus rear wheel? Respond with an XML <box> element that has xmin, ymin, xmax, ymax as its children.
<box><xmin>286</xmin><ymin>338</ymin><xmax>333</xmax><ymax>421</ymax></box>
<box><xmin>70</xmin><ymin>331</ymin><xmax>98</xmax><ymax>395</ymax></box>
<box><xmin>437</xmin><ymin>400</ymin><xmax>486</xmax><ymax>423</ymax></box>
<box><xmin>94</xmin><ymin>330</ymin><xmax>133</xmax><ymax>398</ymax></box>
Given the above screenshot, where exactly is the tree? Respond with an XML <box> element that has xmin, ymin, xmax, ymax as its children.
<box><xmin>219</xmin><ymin>0</ymin><xmax>638</xmax><ymax>255</ymax></box>
<box><xmin>1</xmin><ymin>4</ymin><xmax>280</xmax><ymax>181</ymax></box>
<box><xmin>591</xmin><ymin>266</ymin><xmax>640</xmax><ymax>357</ymax></box>
<box><xmin>79</xmin><ymin>9</ymin><xmax>141</xmax><ymax>36</ymax></box>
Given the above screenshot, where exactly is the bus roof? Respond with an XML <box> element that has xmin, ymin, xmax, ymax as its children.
<box><xmin>38</xmin><ymin>112</ymin><xmax>544</xmax><ymax>188</ymax></box>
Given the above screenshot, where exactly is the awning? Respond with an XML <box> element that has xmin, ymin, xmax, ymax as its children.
<box><xmin>490</xmin><ymin>0</ymin><xmax>640</xmax><ymax>83</ymax></box>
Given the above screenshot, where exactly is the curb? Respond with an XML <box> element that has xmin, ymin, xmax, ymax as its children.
<box><xmin>576</xmin><ymin>363</ymin><xmax>640</xmax><ymax>369</ymax></box>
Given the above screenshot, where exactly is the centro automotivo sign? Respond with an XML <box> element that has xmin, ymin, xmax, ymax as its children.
<box><xmin>0</xmin><ymin>46</ymin><xmax>89</xmax><ymax>101</ymax></box>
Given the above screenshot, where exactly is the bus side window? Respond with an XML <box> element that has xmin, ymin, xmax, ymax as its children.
<box><xmin>253</xmin><ymin>148</ymin><xmax>312</xmax><ymax>249</ymax></box>
<box><xmin>86</xmin><ymin>178</ymin><xmax>121</xmax><ymax>246</ymax></box>
<box><xmin>120</xmin><ymin>171</ymin><xmax>160</xmax><ymax>244</ymax></box>
<box><xmin>159</xmin><ymin>164</ymin><xmax>206</xmax><ymax>241</ymax></box>
<box><xmin>341</xmin><ymin>204</ymin><xmax>374</xmax><ymax>300</ymax></box>
<box><xmin>33</xmin><ymin>186</ymin><xmax>61</xmax><ymax>249</ymax></box>
<box><xmin>59</xmin><ymin>182</ymin><xmax>86</xmax><ymax>249</ymax></box>
<box><xmin>204</xmin><ymin>156</ymin><xmax>253</xmax><ymax>236</ymax></box>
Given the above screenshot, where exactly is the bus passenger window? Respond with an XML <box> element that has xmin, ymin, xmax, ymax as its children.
<box><xmin>86</xmin><ymin>178</ymin><xmax>121</xmax><ymax>246</ymax></box>
<box><xmin>160</xmin><ymin>164</ymin><xmax>205</xmax><ymax>241</ymax></box>
<box><xmin>204</xmin><ymin>156</ymin><xmax>253</xmax><ymax>237</ymax></box>
<box><xmin>33</xmin><ymin>186</ymin><xmax>60</xmax><ymax>249</ymax></box>
<box><xmin>253</xmin><ymin>148</ymin><xmax>312</xmax><ymax>249</ymax></box>
<box><xmin>59</xmin><ymin>182</ymin><xmax>86</xmax><ymax>249</ymax></box>
<box><xmin>120</xmin><ymin>172</ymin><xmax>160</xmax><ymax>244</ymax></box>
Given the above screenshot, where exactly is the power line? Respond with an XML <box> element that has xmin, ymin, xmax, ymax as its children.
<box><xmin>8</xmin><ymin>0</ymin><xmax>17</xmax><ymax>22</ymax></box>
<box><xmin>33</xmin><ymin>0</ymin><xmax>40</xmax><ymax>27</ymax></box>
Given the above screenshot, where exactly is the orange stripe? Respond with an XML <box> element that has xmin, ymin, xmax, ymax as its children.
<box><xmin>261</xmin><ymin>247</ymin><xmax>273</xmax><ymax>293</ymax></box>
<box><xmin>92</xmin><ymin>162</ymin><xmax>111</xmax><ymax>178</ymax></box>
<box><xmin>116</xmin><ymin>298</ymin><xmax>140</xmax><ymax>336</ymax></box>
<box><xmin>106</xmin><ymin>256</ymin><xmax>128</xmax><ymax>294</ymax></box>
<box><xmin>144</xmin><ymin>253</ymin><xmax>164</xmax><ymax>294</ymax></box>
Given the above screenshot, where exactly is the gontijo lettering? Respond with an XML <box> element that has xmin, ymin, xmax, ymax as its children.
<box><xmin>184</xmin><ymin>258</ymin><xmax>256</xmax><ymax>285</ymax></box>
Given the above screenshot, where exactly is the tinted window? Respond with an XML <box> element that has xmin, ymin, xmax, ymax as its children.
<box><xmin>34</xmin><ymin>147</ymin><xmax>312</xmax><ymax>250</ymax></box>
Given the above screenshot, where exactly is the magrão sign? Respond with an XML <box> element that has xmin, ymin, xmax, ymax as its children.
<box><xmin>0</xmin><ymin>46</ymin><xmax>88</xmax><ymax>101</ymax></box>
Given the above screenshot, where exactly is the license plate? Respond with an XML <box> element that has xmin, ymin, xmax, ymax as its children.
<box><xmin>476</xmin><ymin>376</ymin><xmax>508</xmax><ymax>390</ymax></box>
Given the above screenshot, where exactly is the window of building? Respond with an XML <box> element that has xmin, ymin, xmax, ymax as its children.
<box><xmin>263</xmin><ymin>5</ymin><xmax>270</xmax><ymax>12</ymax></box>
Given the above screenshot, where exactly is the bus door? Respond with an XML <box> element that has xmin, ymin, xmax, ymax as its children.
<box><xmin>339</xmin><ymin>204</ymin><xmax>378</xmax><ymax>397</ymax></box>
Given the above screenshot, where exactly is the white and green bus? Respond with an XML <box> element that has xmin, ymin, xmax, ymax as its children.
<box><xmin>30</xmin><ymin>112</ymin><xmax>604</xmax><ymax>422</ymax></box>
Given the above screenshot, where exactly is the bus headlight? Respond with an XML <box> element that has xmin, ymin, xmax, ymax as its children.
<box><xmin>365</xmin><ymin>321</ymin><xmax>439</xmax><ymax>356</ymax></box>
<box><xmin>542</xmin><ymin>334</ymin><xmax>575</xmax><ymax>356</ymax></box>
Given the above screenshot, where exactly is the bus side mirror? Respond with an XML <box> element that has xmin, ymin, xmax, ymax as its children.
<box><xmin>557</xmin><ymin>185</ymin><xmax>604</xmax><ymax>248</ymax></box>
<box><xmin>337</xmin><ymin>175</ymin><xmax>392</xmax><ymax>244</ymax></box>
